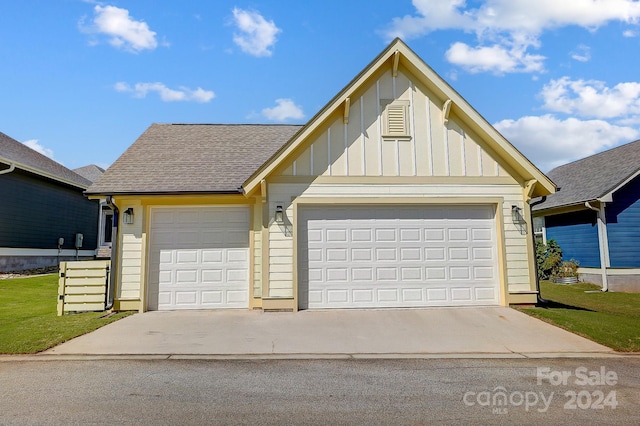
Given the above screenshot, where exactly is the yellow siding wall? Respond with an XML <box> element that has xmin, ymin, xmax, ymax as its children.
<box><xmin>117</xmin><ymin>201</ymin><xmax>143</xmax><ymax>301</ymax></box>
<box><xmin>252</xmin><ymin>203</ymin><xmax>262</xmax><ymax>298</ymax></box>
<box><xmin>280</xmin><ymin>67</ymin><xmax>507</xmax><ymax>179</ymax></box>
<box><xmin>267</xmin><ymin>199</ymin><xmax>294</xmax><ymax>298</ymax></box>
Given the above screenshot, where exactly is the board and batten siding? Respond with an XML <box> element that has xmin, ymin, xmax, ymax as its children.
<box><xmin>278</xmin><ymin>68</ymin><xmax>508</xmax><ymax>180</ymax></box>
<box><xmin>266</xmin><ymin>182</ymin><xmax>532</xmax><ymax>299</ymax></box>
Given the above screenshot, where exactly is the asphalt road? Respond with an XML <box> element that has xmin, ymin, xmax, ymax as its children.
<box><xmin>1</xmin><ymin>358</ymin><xmax>639</xmax><ymax>425</ymax></box>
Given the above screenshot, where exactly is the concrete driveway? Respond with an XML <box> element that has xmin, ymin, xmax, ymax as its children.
<box><xmin>43</xmin><ymin>307</ymin><xmax>614</xmax><ymax>358</ymax></box>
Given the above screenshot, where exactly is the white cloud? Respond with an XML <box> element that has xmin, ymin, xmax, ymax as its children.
<box><xmin>384</xmin><ymin>0</ymin><xmax>473</xmax><ymax>39</ymax></box>
<box><xmin>115</xmin><ymin>82</ymin><xmax>215</xmax><ymax>103</ymax></box>
<box><xmin>445</xmin><ymin>41</ymin><xmax>544</xmax><ymax>74</ymax></box>
<box><xmin>384</xmin><ymin>0</ymin><xmax>640</xmax><ymax>73</ymax></box>
<box><xmin>261</xmin><ymin>99</ymin><xmax>304</xmax><ymax>121</ymax></box>
<box><xmin>541</xmin><ymin>77</ymin><xmax>640</xmax><ymax>119</ymax></box>
<box><xmin>23</xmin><ymin>139</ymin><xmax>55</xmax><ymax>160</ymax></box>
<box><xmin>495</xmin><ymin>115</ymin><xmax>639</xmax><ymax>171</ymax></box>
<box><xmin>386</xmin><ymin>0</ymin><xmax>640</xmax><ymax>40</ymax></box>
<box><xmin>81</xmin><ymin>5</ymin><xmax>157</xmax><ymax>53</ymax></box>
<box><xmin>231</xmin><ymin>8</ymin><xmax>281</xmax><ymax>57</ymax></box>
<box><xmin>623</xmin><ymin>29</ymin><xmax>638</xmax><ymax>37</ymax></box>
<box><xmin>570</xmin><ymin>44</ymin><xmax>591</xmax><ymax>62</ymax></box>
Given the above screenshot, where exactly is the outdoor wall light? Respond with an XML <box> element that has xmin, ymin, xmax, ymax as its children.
<box><xmin>274</xmin><ymin>205</ymin><xmax>284</xmax><ymax>225</ymax></box>
<box><xmin>511</xmin><ymin>205</ymin><xmax>525</xmax><ymax>225</ymax></box>
<box><xmin>122</xmin><ymin>207</ymin><xmax>135</xmax><ymax>225</ymax></box>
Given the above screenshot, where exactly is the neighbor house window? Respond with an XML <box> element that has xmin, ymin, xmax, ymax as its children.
<box><xmin>533</xmin><ymin>216</ymin><xmax>546</xmax><ymax>244</ymax></box>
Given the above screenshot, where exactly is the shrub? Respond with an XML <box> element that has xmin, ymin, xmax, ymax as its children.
<box><xmin>535</xmin><ymin>239</ymin><xmax>563</xmax><ymax>280</ymax></box>
<box><xmin>557</xmin><ymin>259</ymin><xmax>580</xmax><ymax>278</ymax></box>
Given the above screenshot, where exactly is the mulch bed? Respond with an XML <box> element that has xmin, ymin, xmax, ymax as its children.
<box><xmin>0</xmin><ymin>266</ymin><xmax>59</xmax><ymax>280</ymax></box>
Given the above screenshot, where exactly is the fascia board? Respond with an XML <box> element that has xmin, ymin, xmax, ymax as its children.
<box><xmin>0</xmin><ymin>155</ymin><xmax>88</xmax><ymax>190</ymax></box>
<box><xmin>599</xmin><ymin>168</ymin><xmax>640</xmax><ymax>202</ymax></box>
<box><xmin>396</xmin><ymin>44</ymin><xmax>556</xmax><ymax>197</ymax></box>
<box><xmin>242</xmin><ymin>39</ymin><xmax>405</xmax><ymax>194</ymax></box>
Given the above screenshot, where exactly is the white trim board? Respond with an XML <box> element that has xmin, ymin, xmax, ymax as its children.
<box><xmin>579</xmin><ymin>267</ymin><xmax>640</xmax><ymax>276</ymax></box>
<box><xmin>0</xmin><ymin>248</ymin><xmax>96</xmax><ymax>256</ymax></box>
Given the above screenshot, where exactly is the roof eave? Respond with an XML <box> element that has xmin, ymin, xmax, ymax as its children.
<box><xmin>84</xmin><ymin>189</ymin><xmax>245</xmax><ymax>197</ymax></box>
<box><xmin>532</xmin><ymin>199</ymin><xmax>602</xmax><ymax>216</ymax></box>
<box><xmin>0</xmin><ymin>156</ymin><xmax>89</xmax><ymax>190</ymax></box>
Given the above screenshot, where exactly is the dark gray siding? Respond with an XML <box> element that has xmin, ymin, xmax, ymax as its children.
<box><xmin>0</xmin><ymin>169</ymin><xmax>99</xmax><ymax>250</ymax></box>
<box><xmin>606</xmin><ymin>175</ymin><xmax>640</xmax><ymax>268</ymax></box>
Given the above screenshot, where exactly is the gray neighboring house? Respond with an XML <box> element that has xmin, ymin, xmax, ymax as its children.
<box><xmin>533</xmin><ymin>139</ymin><xmax>640</xmax><ymax>292</ymax></box>
<box><xmin>73</xmin><ymin>164</ymin><xmax>112</xmax><ymax>259</ymax></box>
<box><xmin>0</xmin><ymin>131</ymin><xmax>100</xmax><ymax>272</ymax></box>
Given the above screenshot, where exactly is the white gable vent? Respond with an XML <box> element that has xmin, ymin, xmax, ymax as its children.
<box><xmin>382</xmin><ymin>100</ymin><xmax>410</xmax><ymax>138</ymax></box>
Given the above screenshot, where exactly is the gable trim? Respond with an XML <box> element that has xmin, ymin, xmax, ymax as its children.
<box><xmin>241</xmin><ymin>39</ymin><xmax>555</xmax><ymax>197</ymax></box>
<box><xmin>268</xmin><ymin>175</ymin><xmax>518</xmax><ymax>185</ymax></box>
<box><xmin>600</xmin><ymin>168</ymin><xmax>640</xmax><ymax>202</ymax></box>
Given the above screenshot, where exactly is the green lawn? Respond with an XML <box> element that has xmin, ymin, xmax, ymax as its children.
<box><xmin>518</xmin><ymin>281</ymin><xmax>640</xmax><ymax>352</ymax></box>
<box><xmin>0</xmin><ymin>274</ymin><xmax>131</xmax><ymax>354</ymax></box>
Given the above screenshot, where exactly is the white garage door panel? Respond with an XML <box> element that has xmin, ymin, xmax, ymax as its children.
<box><xmin>299</xmin><ymin>205</ymin><xmax>500</xmax><ymax>309</ymax></box>
<box><xmin>148</xmin><ymin>206</ymin><xmax>249</xmax><ymax>310</ymax></box>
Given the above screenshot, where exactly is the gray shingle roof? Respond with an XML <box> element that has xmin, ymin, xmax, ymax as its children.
<box><xmin>533</xmin><ymin>139</ymin><xmax>640</xmax><ymax>211</ymax></box>
<box><xmin>86</xmin><ymin>124</ymin><xmax>303</xmax><ymax>195</ymax></box>
<box><xmin>73</xmin><ymin>164</ymin><xmax>105</xmax><ymax>183</ymax></box>
<box><xmin>0</xmin><ymin>131</ymin><xmax>92</xmax><ymax>188</ymax></box>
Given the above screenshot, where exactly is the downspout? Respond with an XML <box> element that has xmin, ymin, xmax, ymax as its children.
<box><xmin>0</xmin><ymin>163</ymin><xmax>16</xmax><ymax>175</ymax></box>
<box><xmin>104</xmin><ymin>195</ymin><xmax>119</xmax><ymax>310</ymax></box>
<box><xmin>585</xmin><ymin>201</ymin><xmax>609</xmax><ymax>291</ymax></box>
<box><xmin>530</xmin><ymin>196</ymin><xmax>548</xmax><ymax>305</ymax></box>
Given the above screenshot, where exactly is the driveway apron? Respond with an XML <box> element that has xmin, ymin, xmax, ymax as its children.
<box><xmin>44</xmin><ymin>307</ymin><xmax>613</xmax><ymax>356</ymax></box>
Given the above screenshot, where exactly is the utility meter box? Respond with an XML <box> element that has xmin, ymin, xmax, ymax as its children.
<box><xmin>75</xmin><ymin>233</ymin><xmax>83</xmax><ymax>249</ymax></box>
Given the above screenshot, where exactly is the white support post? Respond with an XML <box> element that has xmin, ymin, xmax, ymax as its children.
<box><xmin>597</xmin><ymin>204</ymin><xmax>611</xmax><ymax>291</ymax></box>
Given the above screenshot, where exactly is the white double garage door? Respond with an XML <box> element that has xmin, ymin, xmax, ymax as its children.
<box><xmin>147</xmin><ymin>205</ymin><xmax>500</xmax><ymax>310</ymax></box>
<box><xmin>298</xmin><ymin>205</ymin><xmax>500</xmax><ymax>309</ymax></box>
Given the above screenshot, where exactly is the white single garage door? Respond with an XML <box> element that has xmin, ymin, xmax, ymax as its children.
<box><xmin>147</xmin><ymin>206</ymin><xmax>249</xmax><ymax>310</ymax></box>
<box><xmin>298</xmin><ymin>205</ymin><xmax>499</xmax><ymax>309</ymax></box>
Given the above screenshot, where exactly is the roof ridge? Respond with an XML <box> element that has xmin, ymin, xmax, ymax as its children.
<box><xmin>159</xmin><ymin>123</ymin><xmax>304</xmax><ymax>127</ymax></box>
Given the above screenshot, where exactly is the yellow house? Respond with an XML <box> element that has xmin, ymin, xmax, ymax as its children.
<box><xmin>86</xmin><ymin>39</ymin><xmax>555</xmax><ymax>312</ymax></box>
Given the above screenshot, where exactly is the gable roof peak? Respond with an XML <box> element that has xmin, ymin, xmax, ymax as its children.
<box><xmin>242</xmin><ymin>38</ymin><xmax>555</xmax><ymax>197</ymax></box>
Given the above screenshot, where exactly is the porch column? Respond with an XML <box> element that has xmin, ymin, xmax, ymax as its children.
<box><xmin>596</xmin><ymin>203</ymin><xmax>610</xmax><ymax>291</ymax></box>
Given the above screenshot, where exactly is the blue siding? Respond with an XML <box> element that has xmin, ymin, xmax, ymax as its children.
<box><xmin>0</xmin><ymin>169</ymin><xmax>99</xmax><ymax>250</ymax></box>
<box><xmin>545</xmin><ymin>210</ymin><xmax>600</xmax><ymax>267</ymax></box>
<box><xmin>606</xmin><ymin>175</ymin><xmax>640</xmax><ymax>267</ymax></box>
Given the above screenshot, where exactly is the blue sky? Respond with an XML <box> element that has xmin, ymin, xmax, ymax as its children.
<box><xmin>2</xmin><ymin>1</ymin><xmax>640</xmax><ymax>172</ymax></box>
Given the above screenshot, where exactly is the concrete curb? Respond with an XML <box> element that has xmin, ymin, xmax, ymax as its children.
<box><xmin>1</xmin><ymin>352</ymin><xmax>636</xmax><ymax>362</ymax></box>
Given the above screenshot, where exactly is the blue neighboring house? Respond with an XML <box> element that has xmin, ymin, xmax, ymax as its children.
<box><xmin>0</xmin><ymin>131</ymin><xmax>100</xmax><ymax>272</ymax></box>
<box><xmin>533</xmin><ymin>139</ymin><xmax>640</xmax><ymax>292</ymax></box>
